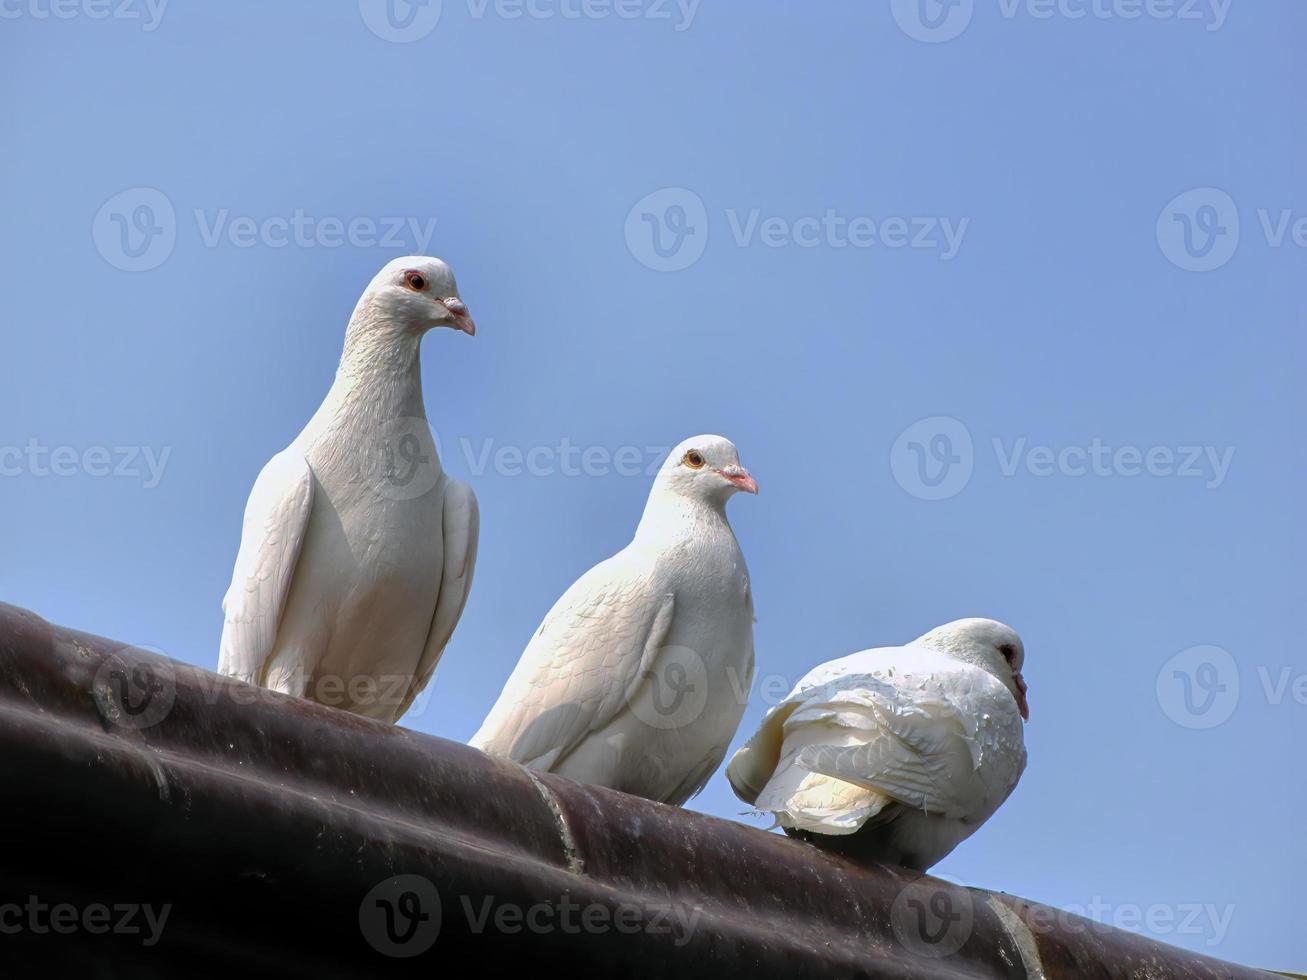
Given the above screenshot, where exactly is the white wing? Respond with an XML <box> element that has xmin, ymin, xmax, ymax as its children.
<box><xmin>731</xmin><ymin>646</ymin><xmax>1025</xmax><ymax>830</ymax></box>
<box><xmin>394</xmin><ymin>477</ymin><xmax>479</xmax><ymax>721</ymax></box>
<box><xmin>217</xmin><ymin>450</ymin><xmax>314</xmax><ymax>685</ymax></box>
<box><xmin>471</xmin><ymin>547</ymin><xmax>675</xmax><ymax>773</ymax></box>
<box><xmin>726</xmin><ymin>645</ymin><xmax>901</xmax><ymax>804</ymax></box>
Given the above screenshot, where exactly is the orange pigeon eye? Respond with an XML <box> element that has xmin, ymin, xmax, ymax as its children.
<box><xmin>683</xmin><ymin>450</ymin><xmax>705</xmax><ymax>469</ymax></box>
<box><xmin>405</xmin><ymin>272</ymin><xmax>427</xmax><ymax>291</ymax></box>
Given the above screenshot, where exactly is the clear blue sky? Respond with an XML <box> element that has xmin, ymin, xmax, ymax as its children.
<box><xmin>2</xmin><ymin>1</ymin><xmax>1302</xmax><ymax>969</ymax></box>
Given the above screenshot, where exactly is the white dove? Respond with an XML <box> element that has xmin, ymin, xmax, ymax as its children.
<box><xmin>472</xmin><ymin>435</ymin><xmax>758</xmax><ymax>805</ymax></box>
<box><xmin>726</xmin><ymin>618</ymin><xmax>1028</xmax><ymax>871</ymax></box>
<box><xmin>218</xmin><ymin>256</ymin><xmax>479</xmax><ymax>724</ymax></box>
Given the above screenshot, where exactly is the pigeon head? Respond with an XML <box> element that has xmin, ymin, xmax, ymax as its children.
<box><xmin>355</xmin><ymin>256</ymin><xmax>475</xmax><ymax>338</ymax></box>
<box><xmin>918</xmin><ymin>618</ymin><xmax>1029</xmax><ymax>722</ymax></box>
<box><xmin>655</xmin><ymin>434</ymin><xmax>758</xmax><ymax>503</ymax></box>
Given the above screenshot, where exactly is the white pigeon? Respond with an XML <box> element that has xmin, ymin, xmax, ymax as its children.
<box><xmin>726</xmin><ymin>618</ymin><xmax>1028</xmax><ymax>871</ymax></box>
<box><xmin>218</xmin><ymin>256</ymin><xmax>479</xmax><ymax>724</ymax></box>
<box><xmin>472</xmin><ymin>435</ymin><xmax>758</xmax><ymax>805</ymax></box>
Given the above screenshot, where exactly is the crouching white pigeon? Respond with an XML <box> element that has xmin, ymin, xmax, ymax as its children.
<box><xmin>218</xmin><ymin>256</ymin><xmax>479</xmax><ymax>724</ymax></box>
<box><xmin>472</xmin><ymin>435</ymin><xmax>757</xmax><ymax>805</ymax></box>
<box><xmin>726</xmin><ymin>618</ymin><xmax>1028</xmax><ymax>871</ymax></box>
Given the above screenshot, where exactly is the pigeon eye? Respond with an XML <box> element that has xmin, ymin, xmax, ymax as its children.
<box><xmin>405</xmin><ymin>272</ymin><xmax>427</xmax><ymax>291</ymax></box>
<box><xmin>683</xmin><ymin>450</ymin><xmax>706</xmax><ymax>469</ymax></box>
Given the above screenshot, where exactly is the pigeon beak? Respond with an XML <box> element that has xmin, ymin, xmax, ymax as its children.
<box><xmin>1013</xmin><ymin>672</ymin><xmax>1029</xmax><ymax>721</ymax></box>
<box><xmin>718</xmin><ymin>464</ymin><xmax>758</xmax><ymax>495</ymax></box>
<box><xmin>442</xmin><ymin>297</ymin><xmax>476</xmax><ymax>336</ymax></box>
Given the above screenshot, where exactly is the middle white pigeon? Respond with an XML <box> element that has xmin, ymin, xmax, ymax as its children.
<box><xmin>472</xmin><ymin>435</ymin><xmax>758</xmax><ymax>805</ymax></box>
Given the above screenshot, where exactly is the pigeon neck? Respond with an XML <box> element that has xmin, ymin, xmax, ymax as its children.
<box><xmin>634</xmin><ymin>491</ymin><xmax>730</xmax><ymax>544</ymax></box>
<box><xmin>332</xmin><ymin>317</ymin><xmax>427</xmax><ymax>419</ymax></box>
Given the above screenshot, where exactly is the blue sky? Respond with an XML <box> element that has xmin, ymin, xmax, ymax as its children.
<box><xmin>2</xmin><ymin>0</ymin><xmax>1303</xmax><ymax>969</ymax></box>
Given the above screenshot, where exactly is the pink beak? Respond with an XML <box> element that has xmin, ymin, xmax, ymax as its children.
<box><xmin>1014</xmin><ymin>672</ymin><xmax>1029</xmax><ymax>721</ymax></box>
<box><xmin>442</xmin><ymin>296</ymin><xmax>476</xmax><ymax>336</ymax></box>
<box><xmin>719</xmin><ymin>464</ymin><xmax>759</xmax><ymax>495</ymax></box>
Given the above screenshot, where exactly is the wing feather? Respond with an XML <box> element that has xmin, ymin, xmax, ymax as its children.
<box><xmin>394</xmin><ymin>477</ymin><xmax>479</xmax><ymax>721</ymax></box>
<box><xmin>471</xmin><ymin>549</ymin><xmax>675</xmax><ymax>774</ymax></box>
<box><xmin>217</xmin><ymin>451</ymin><xmax>314</xmax><ymax>685</ymax></box>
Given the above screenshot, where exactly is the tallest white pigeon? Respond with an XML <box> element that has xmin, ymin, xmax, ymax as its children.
<box><xmin>218</xmin><ymin>256</ymin><xmax>479</xmax><ymax>724</ymax></box>
<box><xmin>472</xmin><ymin>435</ymin><xmax>758</xmax><ymax>805</ymax></box>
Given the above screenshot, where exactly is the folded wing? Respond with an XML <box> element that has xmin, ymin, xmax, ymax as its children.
<box><xmin>218</xmin><ymin>451</ymin><xmax>315</xmax><ymax>686</ymax></box>
<box><xmin>471</xmin><ymin>550</ymin><xmax>675</xmax><ymax>773</ymax></box>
